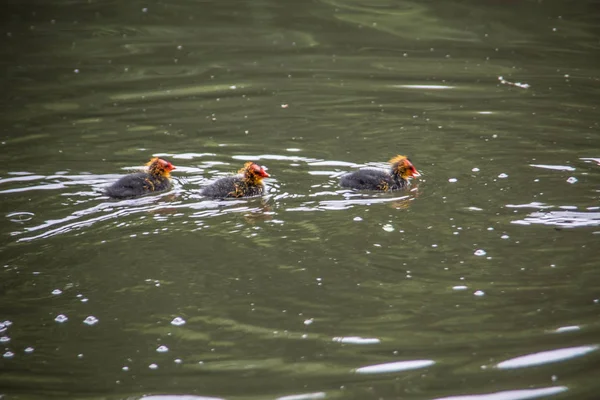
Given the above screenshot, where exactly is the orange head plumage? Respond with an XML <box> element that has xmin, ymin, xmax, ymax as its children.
<box><xmin>146</xmin><ymin>157</ymin><xmax>176</xmax><ymax>177</ymax></box>
<box><xmin>389</xmin><ymin>155</ymin><xmax>420</xmax><ymax>179</ymax></box>
<box><xmin>239</xmin><ymin>162</ymin><xmax>270</xmax><ymax>184</ymax></box>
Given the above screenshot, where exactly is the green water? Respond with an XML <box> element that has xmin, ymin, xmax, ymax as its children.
<box><xmin>1</xmin><ymin>0</ymin><xmax>599</xmax><ymax>399</ymax></box>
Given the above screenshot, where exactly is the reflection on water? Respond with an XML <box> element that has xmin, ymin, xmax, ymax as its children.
<box><xmin>1</xmin><ymin>0</ymin><xmax>600</xmax><ymax>398</ymax></box>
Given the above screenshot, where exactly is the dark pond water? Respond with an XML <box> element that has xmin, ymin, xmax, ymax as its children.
<box><xmin>1</xmin><ymin>0</ymin><xmax>599</xmax><ymax>399</ymax></box>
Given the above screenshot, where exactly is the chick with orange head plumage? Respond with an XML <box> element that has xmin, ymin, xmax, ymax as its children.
<box><xmin>106</xmin><ymin>157</ymin><xmax>176</xmax><ymax>199</ymax></box>
<box><xmin>201</xmin><ymin>161</ymin><xmax>270</xmax><ymax>198</ymax></box>
<box><xmin>340</xmin><ymin>155</ymin><xmax>419</xmax><ymax>191</ymax></box>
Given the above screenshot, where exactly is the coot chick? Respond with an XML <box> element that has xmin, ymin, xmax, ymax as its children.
<box><xmin>340</xmin><ymin>155</ymin><xmax>419</xmax><ymax>191</ymax></box>
<box><xmin>201</xmin><ymin>162</ymin><xmax>270</xmax><ymax>198</ymax></box>
<box><xmin>105</xmin><ymin>157</ymin><xmax>176</xmax><ymax>199</ymax></box>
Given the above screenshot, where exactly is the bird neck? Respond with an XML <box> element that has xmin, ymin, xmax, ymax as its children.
<box><xmin>243</xmin><ymin>173</ymin><xmax>262</xmax><ymax>185</ymax></box>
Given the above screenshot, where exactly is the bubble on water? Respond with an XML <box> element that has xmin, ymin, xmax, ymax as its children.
<box><xmin>83</xmin><ymin>316</ymin><xmax>99</xmax><ymax>326</ymax></box>
<box><xmin>24</xmin><ymin>347</ymin><xmax>34</xmax><ymax>353</ymax></box>
<box><xmin>0</xmin><ymin>336</ymin><xmax>10</xmax><ymax>343</ymax></box>
<box><xmin>73</xmin><ymin>69</ymin><xmax>79</xmax><ymax>74</ymax></box>
<box><xmin>122</xmin><ymin>366</ymin><xmax>129</xmax><ymax>371</ymax></box>
<box><xmin>156</xmin><ymin>345</ymin><xmax>169</xmax><ymax>353</ymax></box>
<box><xmin>171</xmin><ymin>317</ymin><xmax>186</xmax><ymax>326</ymax></box>
<box><xmin>474</xmin><ymin>249</ymin><xmax>487</xmax><ymax>256</ymax></box>
<box><xmin>353</xmin><ymin>216</ymin><xmax>363</xmax><ymax>221</ymax></box>
<box><xmin>498</xmin><ymin>173</ymin><xmax>508</xmax><ymax>178</ymax></box>
<box><xmin>566</xmin><ymin>177</ymin><xmax>578</xmax><ymax>184</ymax></box>
<box><xmin>501</xmin><ymin>235</ymin><xmax>509</xmax><ymax>239</ymax></box>
<box><xmin>304</xmin><ymin>319</ymin><xmax>314</xmax><ymax>326</ymax></box>
<box><xmin>382</xmin><ymin>224</ymin><xmax>394</xmax><ymax>232</ymax></box>
<box><xmin>3</xmin><ymin>351</ymin><xmax>14</xmax><ymax>358</ymax></box>
<box><xmin>472</xmin><ymin>167</ymin><xmax>480</xmax><ymax>172</ymax></box>
<box><xmin>149</xmin><ymin>363</ymin><xmax>158</xmax><ymax>370</ymax></box>
<box><xmin>453</xmin><ymin>286</ymin><xmax>468</xmax><ymax>290</ymax></box>
<box><xmin>474</xmin><ymin>290</ymin><xmax>485</xmax><ymax>296</ymax></box>
<box><xmin>55</xmin><ymin>314</ymin><xmax>68</xmax><ymax>323</ymax></box>
<box><xmin>52</xmin><ymin>289</ymin><xmax>62</xmax><ymax>295</ymax></box>
<box><xmin>174</xmin><ymin>358</ymin><xmax>183</xmax><ymax>364</ymax></box>
<box><xmin>448</xmin><ymin>178</ymin><xmax>458</xmax><ymax>183</ymax></box>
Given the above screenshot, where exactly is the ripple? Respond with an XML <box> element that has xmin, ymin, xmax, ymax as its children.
<box><xmin>142</xmin><ymin>395</ymin><xmax>225</xmax><ymax>400</ymax></box>
<box><xmin>355</xmin><ymin>359</ymin><xmax>435</xmax><ymax>374</ymax></box>
<box><xmin>530</xmin><ymin>164</ymin><xmax>576</xmax><ymax>171</ymax></box>
<box><xmin>332</xmin><ymin>336</ymin><xmax>380</xmax><ymax>345</ymax></box>
<box><xmin>506</xmin><ymin>202</ymin><xmax>553</xmax><ymax>210</ymax></box>
<box><xmin>553</xmin><ymin>325</ymin><xmax>580</xmax><ymax>333</ymax></box>
<box><xmin>276</xmin><ymin>393</ymin><xmax>326</xmax><ymax>400</ymax></box>
<box><xmin>289</xmin><ymin>194</ymin><xmax>412</xmax><ymax>212</ymax></box>
<box><xmin>496</xmin><ymin>345</ymin><xmax>598</xmax><ymax>369</ymax></box>
<box><xmin>513</xmin><ymin>211</ymin><xmax>600</xmax><ymax>228</ymax></box>
<box><xmin>433</xmin><ymin>386</ymin><xmax>567</xmax><ymax>400</ymax></box>
<box><xmin>394</xmin><ymin>85</ymin><xmax>455</xmax><ymax>90</ymax></box>
<box><xmin>6</xmin><ymin>211</ymin><xmax>35</xmax><ymax>223</ymax></box>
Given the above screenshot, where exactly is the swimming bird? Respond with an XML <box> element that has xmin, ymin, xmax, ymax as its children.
<box><xmin>201</xmin><ymin>162</ymin><xmax>270</xmax><ymax>198</ymax></box>
<box><xmin>105</xmin><ymin>157</ymin><xmax>175</xmax><ymax>199</ymax></box>
<box><xmin>340</xmin><ymin>155</ymin><xmax>419</xmax><ymax>191</ymax></box>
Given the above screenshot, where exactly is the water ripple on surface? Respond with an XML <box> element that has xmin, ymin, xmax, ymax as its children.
<box><xmin>496</xmin><ymin>345</ymin><xmax>598</xmax><ymax>369</ymax></box>
<box><xmin>332</xmin><ymin>336</ymin><xmax>380</xmax><ymax>345</ymax></box>
<box><xmin>355</xmin><ymin>359</ymin><xmax>435</xmax><ymax>374</ymax></box>
<box><xmin>513</xmin><ymin>210</ymin><xmax>600</xmax><ymax>228</ymax></box>
<box><xmin>141</xmin><ymin>396</ymin><xmax>225</xmax><ymax>400</ymax></box>
<box><xmin>433</xmin><ymin>386</ymin><xmax>567</xmax><ymax>400</ymax></box>
<box><xmin>530</xmin><ymin>164</ymin><xmax>576</xmax><ymax>172</ymax></box>
<box><xmin>17</xmin><ymin>196</ymin><xmax>178</xmax><ymax>242</ymax></box>
<box><xmin>276</xmin><ymin>393</ymin><xmax>326</xmax><ymax>400</ymax></box>
<box><xmin>288</xmin><ymin>193</ymin><xmax>413</xmax><ymax>212</ymax></box>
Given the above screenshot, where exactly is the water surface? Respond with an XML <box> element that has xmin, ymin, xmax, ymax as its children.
<box><xmin>1</xmin><ymin>0</ymin><xmax>599</xmax><ymax>399</ymax></box>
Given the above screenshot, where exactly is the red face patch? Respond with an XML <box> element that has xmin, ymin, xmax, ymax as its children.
<box><xmin>159</xmin><ymin>159</ymin><xmax>175</xmax><ymax>171</ymax></box>
<box><xmin>251</xmin><ymin>163</ymin><xmax>270</xmax><ymax>178</ymax></box>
